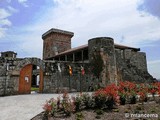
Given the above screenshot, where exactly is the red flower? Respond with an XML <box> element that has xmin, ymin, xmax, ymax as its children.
<box><xmin>43</xmin><ymin>102</ymin><xmax>52</xmax><ymax>112</ymax></box>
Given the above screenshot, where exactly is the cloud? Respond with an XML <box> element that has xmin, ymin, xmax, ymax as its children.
<box><xmin>7</xmin><ymin>6</ymin><xmax>18</xmax><ymax>13</ymax></box>
<box><xmin>148</xmin><ymin>60</ymin><xmax>160</xmax><ymax>64</ymax></box>
<box><xmin>137</xmin><ymin>0</ymin><xmax>160</xmax><ymax>19</ymax></box>
<box><xmin>0</xmin><ymin>28</ymin><xmax>7</xmax><ymax>38</ymax></box>
<box><xmin>0</xmin><ymin>9</ymin><xmax>11</xmax><ymax>19</ymax></box>
<box><xmin>0</xmin><ymin>0</ymin><xmax>159</xmax><ymax>78</ymax></box>
<box><xmin>2</xmin><ymin>0</ymin><xmax>160</xmax><ymax>50</ymax></box>
<box><xmin>0</xmin><ymin>19</ymin><xmax>12</xmax><ymax>26</ymax></box>
<box><xmin>18</xmin><ymin>0</ymin><xmax>28</xmax><ymax>3</ymax></box>
<box><xmin>17</xmin><ymin>0</ymin><xmax>29</xmax><ymax>7</ymax></box>
<box><xmin>147</xmin><ymin>60</ymin><xmax>160</xmax><ymax>79</ymax></box>
<box><xmin>0</xmin><ymin>8</ymin><xmax>12</xmax><ymax>38</ymax></box>
<box><xmin>25</xmin><ymin>0</ymin><xmax>160</xmax><ymax>48</ymax></box>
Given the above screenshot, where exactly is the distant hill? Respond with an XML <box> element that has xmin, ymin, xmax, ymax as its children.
<box><xmin>157</xmin><ymin>79</ymin><xmax>160</xmax><ymax>81</ymax></box>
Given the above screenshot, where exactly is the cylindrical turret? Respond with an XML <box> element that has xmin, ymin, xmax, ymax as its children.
<box><xmin>88</xmin><ymin>37</ymin><xmax>117</xmax><ymax>85</ymax></box>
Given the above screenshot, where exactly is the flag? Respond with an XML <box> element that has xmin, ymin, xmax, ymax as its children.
<box><xmin>57</xmin><ymin>63</ymin><xmax>61</xmax><ymax>72</ymax></box>
<box><xmin>69</xmin><ymin>65</ymin><xmax>72</xmax><ymax>75</ymax></box>
<box><xmin>81</xmin><ymin>66</ymin><xmax>85</xmax><ymax>75</ymax></box>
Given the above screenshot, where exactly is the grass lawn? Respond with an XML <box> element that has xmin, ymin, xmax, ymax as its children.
<box><xmin>31</xmin><ymin>87</ymin><xmax>39</xmax><ymax>91</ymax></box>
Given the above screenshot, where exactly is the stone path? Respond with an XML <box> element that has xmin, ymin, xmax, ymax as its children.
<box><xmin>0</xmin><ymin>93</ymin><xmax>79</xmax><ymax>120</ymax></box>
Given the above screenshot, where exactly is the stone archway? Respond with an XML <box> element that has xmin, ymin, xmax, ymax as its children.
<box><xmin>16</xmin><ymin>58</ymin><xmax>45</xmax><ymax>94</ymax></box>
<box><xmin>16</xmin><ymin>58</ymin><xmax>45</xmax><ymax>71</ymax></box>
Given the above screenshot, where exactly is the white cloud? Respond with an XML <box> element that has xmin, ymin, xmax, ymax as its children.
<box><xmin>0</xmin><ymin>8</ymin><xmax>12</xmax><ymax>38</ymax></box>
<box><xmin>23</xmin><ymin>0</ymin><xmax>160</xmax><ymax>48</ymax></box>
<box><xmin>0</xmin><ymin>19</ymin><xmax>12</xmax><ymax>26</ymax></box>
<box><xmin>18</xmin><ymin>0</ymin><xmax>27</xmax><ymax>3</ymax></box>
<box><xmin>7</xmin><ymin>6</ymin><xmax>18</xmax><ymax>13</ymax></box>
<box><xmin>0</xmin><ymin>28</ymin><xmax>7</xmax><ymax>38</ymax></box>
<box><xmin>147</xmin><ymin>60</ymin><xmax>160</xmax><ymax>79</ymax></box>
<box><xmin>148</xmin><ymin>60</ymin><xmax>160</xmax><ymax>64</ymax></box>
<box><xmin>1</xmin><ymin>0</ymin><xmax>159</xmax><ymax>78</ymax></box>
<box><xmin>2</xmin><ymin>0</ymin><xmax>160</xmax><ymax>47</ymax></box>
<box><xmin>17</xmin><ymin>0</ymin><xmax>29</xmax><ymax>7</ymax></box>
<box><xmin>138</xmin><ymin>0</ymin><xmax>160</xmax><ymax>19</ymax></box>
<box><xmin>0</xmin><ymin>9</ymin><xmax>11</xmax><ymax>19</ymax></box>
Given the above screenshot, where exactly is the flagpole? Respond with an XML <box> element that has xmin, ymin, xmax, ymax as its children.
<box><xmin>68</xmin><ymin>65</ymin><xmax>72</xmax><ymax>92</ymax></box>
<box><xmin>69</xmin><ymin>74</ymin><xmax>71</xmax><ymax>92</ymax></box>
<box><xmin>57</xmin><ymin>63</ymin><xmax>61</xmax><ymax>93</ymax></box>
<box><xmin>80</xmin><ymin>66</ymin><xmax>85</xmax><ymax>92</ymax></box>
<box><xmin>80</xmin><ymin>72</ymin><xmax>81</xmax><ymax>92</ymax></box>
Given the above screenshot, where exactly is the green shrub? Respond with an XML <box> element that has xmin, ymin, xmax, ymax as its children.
<box><xmin>43</xmin><ymin>98</ymin><xmax>57</xmax><ymax>117</ymax></box>
<box><xmin>61</xmin><ymin>92</ymin><xmax>74</xmax><ymax>116</ymax></box>
<box><xmin>113</xmin><ymin>109</ymin><xmax>119</xmax><ymax>112</ymax></box>
<box><xmin>76</xmin><ymin>112</ymin><xmax>84</xmax><ymax>120</ymax></box>
<box><xmin>81</xmin><ymin>93</ymin><xmax>94</xmax><ymax>109</ymax></box>
<box><xmin>72</xmin><ymin>94</ymin><xmax>83</xmax><ymax>112</ymax></box>
<box><xmin>95</xmin><ymin>109</ymin><xmax>104</xmax><ymax>115</ymax></box>
<box><xmin>95</xmin><ymin>115</ymin><xmax>101</xmax><ymax>119</ymax></box>
<box><xmin>94</xmin><ymin>94</ymin><xmax>106</xmax><ymax>109</ymax></box>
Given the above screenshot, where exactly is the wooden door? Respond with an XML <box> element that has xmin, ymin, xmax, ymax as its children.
<box><xmin>39</xmin><ymin>68</ymin><xmax>43</xmax><ymax>93</ymax></box>
<box><xmin>19</xmin><ymin>64</ymin><xmax>32</xmax><ymax>94</ymax></box>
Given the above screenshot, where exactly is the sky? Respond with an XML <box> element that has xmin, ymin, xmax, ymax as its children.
<box><xmin>0</xmin><ymin>0</ymin><xmax>160</xmax><ymax>79</ymax></box>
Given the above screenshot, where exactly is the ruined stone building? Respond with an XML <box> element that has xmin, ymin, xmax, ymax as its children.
<box><xmin>0</xmin><ymin>28</ymin><xmax>154</xmax><ymax>96</ymax></box>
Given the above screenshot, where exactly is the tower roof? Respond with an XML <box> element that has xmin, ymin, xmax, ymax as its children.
<box><xmin>42</xmin><ymin>28</ymin><xmax>74</xmax><ymax>39</ymax></box>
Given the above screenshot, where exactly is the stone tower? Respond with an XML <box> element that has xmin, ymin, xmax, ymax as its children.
<box><xmin>88</xmin><ymin>37</ymin><xmax>117</xmax><ymax>86</ymax></box>
<box><xmin>42</xmin><ymin>28</ymin><xmax>74</xmax><ymax>60</ymax></box>
<box><xmin>1</xmin><ymin>51</ymin><xmax>17</xmax><ymax>58</ymax></box>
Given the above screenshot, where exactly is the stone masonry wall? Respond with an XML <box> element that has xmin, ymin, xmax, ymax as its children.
<box><xmin>43</xmin><ymin>33</ymin><xmax>72</xmax><ymax>60</ymax></box>
<box><xmin>115</xmin><ymin>49</ymin><xmax>154</xmax><ymax>83</ymax></box>
<box><xmin>0</xmin><ymin>57</ymin><xmax>98</xmax><ymax>95</ymax></box>
<box><xmin>43</xmin><ymin>62</ymin><xmax>98</xmax><ymax>93</ymax></box>
<box><xmin>0</xmin><ymin>34</ymin><xmax>155</xmax><ymax>96</ymax></box>
<box><xmin>0</xmin><ymin>57</ymin><xmax>44</xmax><ymax>96</ymax></box>
<box><xmin>88</xmin><ymin>37</ymin><xmax>117</xmax><ymax>86</ymax></box>
<box><xmin>0</xmin><ymin>77</ymin><xmax>5</xmax><ymax>96</ymax></box>
<box><xmin>124</xmin><ymin>49</ymin><xmax>147</xmax><ymax>71</ymax></box>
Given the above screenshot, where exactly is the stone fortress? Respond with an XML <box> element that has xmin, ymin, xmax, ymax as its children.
<box><xmin>0</xmin><ymin>28</ymin><xmax>154</xmax><ymax>96</ymax></box>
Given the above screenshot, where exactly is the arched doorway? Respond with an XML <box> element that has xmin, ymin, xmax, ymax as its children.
<box><xmin>19</xmin><ymin>64</ymin><xmax>43</xmax><ymax>94</ymax></box>
<box><xmin>17</xmin><ymin>58</ymin><xmax>44</xmax><ymax>94</ymax></box>
<box><xmin>31</xmin><ymin>65</ymin><xmax>43</xmax><ymax>93</ymax></box>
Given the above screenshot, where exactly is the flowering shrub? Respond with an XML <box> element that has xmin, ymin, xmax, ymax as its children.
<box><xmin>137</xmin><ymin>84</ymin><xmax>148</xmax><ymax>102</ymax></box>
<box><xmin>94</xmin><ymin>84</ymin><xmax>118</xmax><ymax>109</ymax></box>
<box><xmin>43</xmin><ymin>92</ymin><xmax>75</xmax><ymax>117</ymax></box>
<box><xmin>43</xmin><ymin>81</ymin><xmax>160</xmax><ymax>118</ymax></box>
<box><xmin>94</xmin><ymin>81</ymin><xmax>160</xmax><ymax>106</ymax></box>
<box><xmin>81</xmin><ymin>93</ymin><xmax>94</xmax><ymax>109</ymax></box>
<box><xmin>148</xmin><ymin>83</ymin><xmax>158</xmax><ymax>95</ymax></box>
<box><xmin>157</xmin><ymin>82</ymin><xmax>160</xmax><ymax>95</ymax></box>
<box><xmin>118</xmin><ymin>81</ymin><xmax>137</xmax><ymax>104</ymax></box>
<box><xmin>61</xmin><ymin>92</ymin><xmax>75</xmax><ymax>116</ymax></box>
<box><xmin>94</xmin><ymin>89</ymin><xmax>107</xmax><ymax>109</ymax></box>
<box><xmin>72</xmin><ymin>94</ymin><xmax>83</xmax><ymax>111</ymax></box>
<box><xmin>43</xmin><ymin>98</ymin><xmax>57</xmax><ymax>116</ymax></box>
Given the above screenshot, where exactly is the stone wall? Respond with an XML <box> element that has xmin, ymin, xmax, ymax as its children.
<box><xmin>0</xmin><ymin>56</ymin><xmax>99</xmax><ymax>95</ymax></box>
<box><xmin>0</xmin><ymin>35</ymin><xmax>155</xmax><ymax>96</ymax></box>
<box><xmin>0</xmin><ymin>75</ymin><xmax>18</xmax><ymax>96</ymax></box>
<box><xmin>115</xmin><ymin>49</ymin><xmax>153</xmax><ymax>83</ymax></box>
<box><xmin>42</xmin><ymin>28</ymin><xmax>74</xmax><ymax>60</ymax></box>
<box><xmin>0</xmin><ymin>57</ymin><xmax>44</xmax><ymax>96</ymax></box>
<box><xmin>43</xmin><ymin>62</ymin><xmax>98</xmax><ymax>93</ymax></box>
<box><xmin>0</xmin><ymin>76</ymin><xmax>5</xmax><ymax>96</ymax></box>
<box><xmin>88</xmin><ymin>37</ymin><xmax>117</xmax><ymax>86</ymax></box>
<box><xmin>123</xmin><ymin>49</ymin><xmax>147</xmax><ymax>71</ymax></box>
